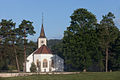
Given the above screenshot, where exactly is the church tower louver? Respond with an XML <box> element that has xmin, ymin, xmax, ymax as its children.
<box><xmin>38</xmin><ymin>21</ymin><xmax>47</xmax><ymax>48</ymax></box>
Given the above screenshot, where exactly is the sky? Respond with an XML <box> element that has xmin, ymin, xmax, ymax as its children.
<box><xmin>0</xmin><ymin>0</ymin><xmax>120</xmax><ymax>41</ymax></box>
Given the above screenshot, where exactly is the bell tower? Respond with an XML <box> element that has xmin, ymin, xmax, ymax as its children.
<box><xmin>38</xmin><ymin>14</ymin><xmax>47</xmax><ymax>48</ymax></box>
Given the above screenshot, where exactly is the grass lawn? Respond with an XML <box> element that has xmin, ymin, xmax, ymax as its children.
<box><xmin>0</xmin><ymin>72</ymin><xmax>120</xmax><ymax>80</ymax></box>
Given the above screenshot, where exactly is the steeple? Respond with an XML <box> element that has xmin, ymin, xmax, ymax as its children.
<box><xmin>39</xmin><ymin>13</ymin><xmax>46</xmax><ymax>38</ymax></box>
<box><xmin>39</xmin><ymin>24</ymin><xmax>46</xmax><ymax>38</ymax></box>
<box><xmin>38</xmin><ymin>13</ymin><xmax>47</xmax><ymax>48</ymax></box>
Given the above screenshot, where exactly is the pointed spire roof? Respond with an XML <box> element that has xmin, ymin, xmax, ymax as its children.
<box><xmin>39</xmin><ymin>23</ymin><xmax>46</xmax><ymax>38</ymax></box>
<box><xmin>39</xmin><ymin>13</ymin><xmax>46</xmax><ymax>38</ymax></box>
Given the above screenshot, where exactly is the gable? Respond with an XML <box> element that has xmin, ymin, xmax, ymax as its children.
<box><xmin>34</xmin><ymin>45</ymin><xmax>52</xmax><ymax>54</ymax></box>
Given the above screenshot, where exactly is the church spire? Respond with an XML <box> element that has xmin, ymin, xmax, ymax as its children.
<box><xmin>39</xmin><ymin>13</ymin><xmax>46</xmax><ymax>38</ymax></box>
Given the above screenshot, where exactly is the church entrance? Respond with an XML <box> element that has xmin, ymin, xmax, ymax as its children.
<box><xmin>43</xmin><ymin>59</ymin><xmax>48</xmax><ymax>72</ymax></box>
<box><xmin>36</xmin><ymin>59</ymin><xmax>41</xmax><ymax>72</ymax></box>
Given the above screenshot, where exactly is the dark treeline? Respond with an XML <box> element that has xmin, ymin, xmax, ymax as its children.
<box><xmin>0</xmin><ymin>8</ymin><xmax>120</xmax><ymax>72</ymax></box>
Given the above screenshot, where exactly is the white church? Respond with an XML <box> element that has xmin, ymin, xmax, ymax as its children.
<box><xmin>26</xmin><ymin>23</ymin><xmax>64</xmax><ymax>72</ymax></box>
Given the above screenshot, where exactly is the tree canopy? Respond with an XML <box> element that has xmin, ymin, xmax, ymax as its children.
<box><xmin>63</xmin><ymin>8</ymin><xmax>120</xmax><ymax>71</ymax></box>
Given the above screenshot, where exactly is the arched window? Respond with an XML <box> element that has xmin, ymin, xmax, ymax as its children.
<box><xmin>36</xmin><ymin>59</ymin><xmax>40</xmax><ymax>68</ymax></box>
<box><xmin>51</xmin><ymin>60</ymin><xmax>54</xmax><ymax>68</ymax></box>
<box><xmin>43</xmin><ymin>59</ymin><xmax>48</xmax><ymax>68</ymax></box>
<box><xmin>36</xmin><ymin>59</ymin><xmax>41</xmax><ymax>72</ymax></box>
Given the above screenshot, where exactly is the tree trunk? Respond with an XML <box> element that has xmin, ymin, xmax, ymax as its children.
<box><xmin>23</xmin><ymin>43</ymin><xmax>26</xmax><ymax>72</ymax></box>
<box><xmin>105</xmin><ymin>48</ymin><xmax>108</xmax><ymax>72</ymax></box>
<box><xmin>23</xmin><ymin>29</ymin><xmax>26</xmax><ymax>72</ymax></box>
<box><xmin>14</xmin><ymin>46</ymin><xmax>20</xmax><ymax>72</ymax></box>
<box><xmin>13</xmin><ymin>42</ymin><xmax>20</xmax><ymax>72</ymax></box>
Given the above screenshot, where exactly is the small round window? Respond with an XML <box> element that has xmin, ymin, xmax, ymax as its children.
<box><xmin>41</xmin><ymin>41</ymin><xmax>44</xmax><ymax>43</ymax></box>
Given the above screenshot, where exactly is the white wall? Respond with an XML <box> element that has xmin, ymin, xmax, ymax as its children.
<box><xmin>26</xmin><ymin>49</ymin><xmax>38</xmax><ymax>72</ymax></box>
<box><xmin>26</xmin><ymin>53</ymin><xmax>64</xmax><ymax>72</ymax></box>
<box><xmin>34</xmin><ymin>54</ymin><xmax>53</xmax><ymax>72</ymax></box>
<box><xmin>53</xmin><ymin>55</ymin><xmax>64</xmax><ymax>72</ymax></box>
<box><xmin>26</xmin><ymin>53</ymin><xmax>33</xmax><ymax>72</ymax></box>
<box><xmin>38</xmin><ymin>38</ymin><xmax>46</xmax><ymax>48</ymax></box>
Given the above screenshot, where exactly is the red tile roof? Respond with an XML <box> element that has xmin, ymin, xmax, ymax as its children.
<box><xmin>34</xmin><ymin>45</ymin><xmax>52</xmax><ymax>54</ymax></box>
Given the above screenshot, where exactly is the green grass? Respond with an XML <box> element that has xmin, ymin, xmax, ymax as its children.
<box><xmin>0</xmin><ymin>72</ymin><xmax>120</xmax><ymax>80</ymax></box>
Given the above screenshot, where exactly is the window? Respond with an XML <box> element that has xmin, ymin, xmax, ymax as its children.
<box><xmin>36</xmin><ymin>59</ymin><xmax>40</xmax><ymax>67</ymax></box>
<box><xmin>43</xmin><ymin>59</ymin><xmax>48</xmax><ymax>68</ymax></box>
<box><xmin>51</xmin><ymin>60</ymin><xmax>54</xmax><ymax>68</ymax></box>
<box><xmin>41</xmin><ymin>40</ymin><xmax>44</xmax><ymax>43</ymax></box>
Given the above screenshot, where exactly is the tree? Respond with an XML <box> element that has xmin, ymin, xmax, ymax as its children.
<box><xmin>26</xmin><ymin>41</ymin><xmax>37</xmax><ymax>56</ymax></box>
<box><xmin>109</xmin><ymin>31</ymin><xmax>120</xmax><ymax>71</ymax></box>
<box><xmin>30</xmin><ymin>62</ymin><xmax>37</xmax><ymax>72</ymax></box>
<box><xmin>19</xmin><ymin>20</ymin><xmax>36</xmax><ymax>72</ymax></box>
<box><xmin>47</xmin><ymin>39</ymin><xmax>64</xmax><ymax>58</ymax></box>
<box><xmin>63</xmin><ymin>8</ymin><xmax>98</xmax><ymax>71</ymax></box>
<box><xmin>0</xmin><ymin>19</ymin><xmax>20</xmax><ymax>71</ymax></box>
<box><xmin>0</xmin><ymin>19</ymin><xmax>36</xmax><ymax>72</ymax></box>
<box><xmin>52</xmin><ymin>41</ymin><xmax>64</xmax><ymax>58</ymax></box>
<box><xmin>98</xmin><ymin>12</ymin><xmax>119</xmax><ymax>72</ymax></box>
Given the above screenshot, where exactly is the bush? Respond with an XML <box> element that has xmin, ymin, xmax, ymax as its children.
<box><xmin>30</xmin><ymin>62</ymin><xmax>37</xmax><ymax>72</ymax></box>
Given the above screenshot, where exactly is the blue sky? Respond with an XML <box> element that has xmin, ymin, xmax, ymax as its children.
<box><xmin>0</xmin><ymin>0</ymin><xmax>120</xmax><ymax>41</ymax></box>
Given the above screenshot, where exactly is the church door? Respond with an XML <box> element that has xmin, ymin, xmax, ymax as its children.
<box><xmin>37</xmin><ymin>59</ymin><xmax>41</xmax><ymax>72</ymax></box>
<box><xmin>43</xmin><ymin>59</ymin><xmax>48</xmax><ymax>72</ymax></box>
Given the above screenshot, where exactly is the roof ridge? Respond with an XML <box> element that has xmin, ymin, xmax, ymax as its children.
<box><xmin>34</xmin><ymin>45</ymin><xmax>52</xmax><ymax>54</ymax></box>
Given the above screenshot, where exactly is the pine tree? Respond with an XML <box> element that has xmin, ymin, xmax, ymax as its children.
<box><xmin>98</xmin><ymin>12</ymin><xmax>119</xmax><ymax>72</ymax></box>
<box><xmin>19</xmin><ymin>20</ymin><xmax>36</xmax><ymax>72</ymax></box>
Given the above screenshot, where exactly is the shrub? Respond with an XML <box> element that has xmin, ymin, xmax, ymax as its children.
<box><xmin>30</xmin><ymin>62</ymin><xmax>37</xmax><ymax>72</ymax></box>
